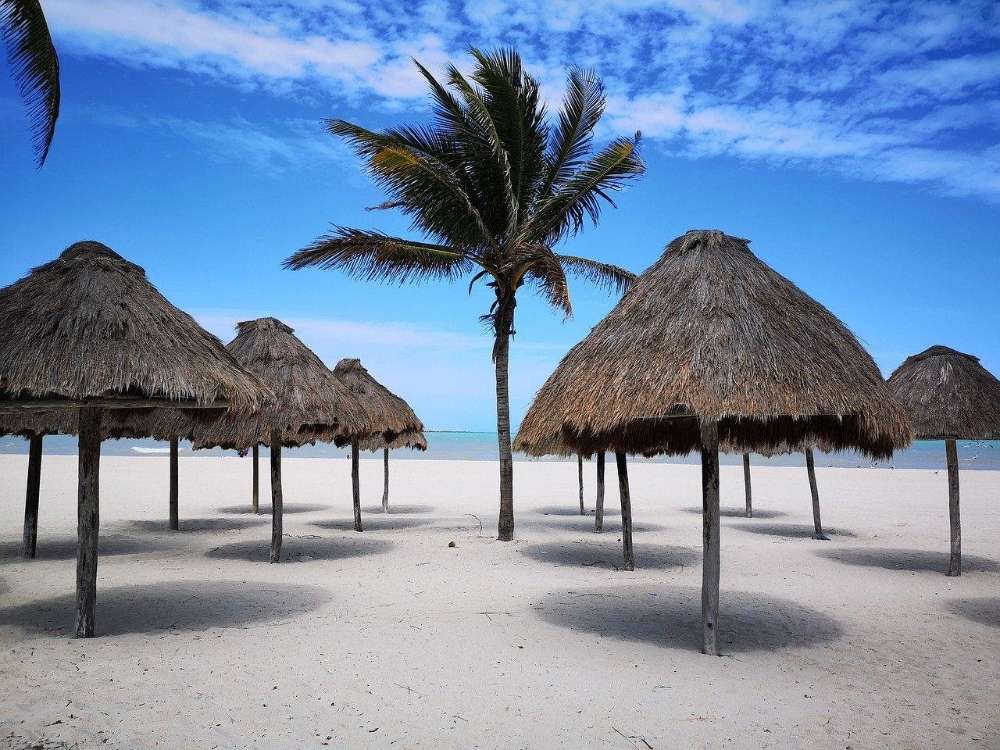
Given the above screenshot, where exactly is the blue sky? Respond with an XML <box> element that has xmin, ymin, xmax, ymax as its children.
<box><xmin>1</xmin><ymin>0</ymin><xmax>998</xmax><ymax>431</ymax></box>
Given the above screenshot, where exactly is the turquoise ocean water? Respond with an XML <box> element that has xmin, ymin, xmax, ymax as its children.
<box><xmin>2</xmin><ymin>431</ymin><xmax>998</xmax><ymax>470</ymax></box>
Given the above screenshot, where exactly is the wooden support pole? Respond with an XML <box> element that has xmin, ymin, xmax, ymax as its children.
<box><xmin>615</xmin><ymin>451</ymin><xmax>634</xmax><ymax>571</ymax></box>
<box><xmin>700</xmin><ymin>420</ymin><xmax>720</xmax><ymax>656</ymax></box>
<box><xmin>75</xmin><ymin>407</ymin><xmax>102</xmax><ymax>638</ymax></box>
<box><xmin>352</xmin><ymin>437</ymin><xmax>363</xmax><ymax>532</ymax></box>
<box><xmin>806</xmin><ymin>449</ymin><xmax>829</xmax><ymax>540</ymax></box>
<box><xmin>742</xmin><ymin>452</ymin><xmax>752</xmax><ymax>519</ymax></box>
<box><xmin>578</xmin><ymin>454</ymin><xmax>585</xmax><ymax>515</ymax></box>
<box><xmin>270</xmin><ymin>430</ymin><xmax>282</xmax><ymax>563</ymax></box>
<box><xmin>595</xmin><ymin>451</ymin><xmax>605</xmax><ymax>533</ymax></box>
<box><xmin>382</xmin><ymin>447</ymin><xmax>390</xmax><ymax>513</ymax></box>
<box><xmin>168</xmin><ymin>437</ymin><xmax>179</xmax><ymax>531</ymax></box>
<box><xmin>251</xmin><ymin>445</ymin><xmax>260</xmax><ymax>514</ymax></box>
<box><xmin>23</xmin><ymin>433</ymin><xmax>43</xmax><ymax>559</ymax></box>
<box><xmin>946</xmin><ymin>439</ymin><xmax>961</xmax><ymax>577</ymax></box>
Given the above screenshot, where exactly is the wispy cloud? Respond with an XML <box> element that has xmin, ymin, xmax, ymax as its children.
<box><xmin>44</xmin><ymin>0</ymin><xmax>1000</xmax><ymax>200</ymax></box>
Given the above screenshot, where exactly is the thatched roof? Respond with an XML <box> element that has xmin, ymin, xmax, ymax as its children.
<box><xmin>887</xmin><ymin>345</ymin><xmax>1000</xmax><ymax>440</ymax></box>
<box><xmin>333</xmin><ymin>358</ymin><xmax>425</xmax><ymax>450</ymax></box>
<box><xmin>0</xmin><ymin>241</ymin><xmax>265</xmax><ymax>416</ymax></box>
<box><xmin>193</xmin><ymin>318</ymin><xmax>370</xmax><ymax>451</ymax></box>
<box><xmin>515</xmin><ymin>229</ymin><xmax>912</xmax><ymax>459</ymax></box>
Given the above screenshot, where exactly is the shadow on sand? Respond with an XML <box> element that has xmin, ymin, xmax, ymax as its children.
<box><xmin>816</xmin><ymin>547</ymin><xmax>1000</xmax><ymax>574</ymax></box>
<box><xmin>536</xmin><ymin>584</ymin><xmax>843</xmax><ymax>653</ymax></box>
<box><xmin>216</xmin><ymin>502</ymin><xmax>331</xmax><ymax>515</ymax></box>
<box><xmin>523</xmin><ymin>512</ymin><xmax>666</xmax><ymax>534</ymax></box>
<box><xmin>362</xmin><ymin>504</ymin><xmax>435</xmax><ymax>515</ymax></box>
<box><xmin>0</xmin><ymin>535</ymin><xmax>174</xmax><ymax>564</ymax></box>
<box><xmin>681</xmin><ymin>506</ymin><xmax>787</xmax><ymax>519</ymax></box>
<box><xmin>313</xmin><ymin>515</ymin><xmax>434</xmax><ymax>532</ymax></box>
<box><xmin>204</xmin><ymin>534</ymin><xmax>393</xmax><ymax>563</ymax></box>
<box><xmin>0</xmin><ymin>579</ymin><xmax>332</xmax><ymax>637</ymax></box>
<box><xmin>732</xmin><ymin>522</ymin><xmax>857</xmax><ymax>539</ymax></box>
<box><xmin>120</xmin><ymin>517</ymin><xmax>269</xmax><ymax>534</ymax></box>
<box><xmin>947</xmin><ymin>597</ymin><xmax>1000</xmax><ymax>628</ymax></box>
<box><xmin>521</xmin><ymin>540</ymin><xmax>697</xmax><ymax>571</ymax></box>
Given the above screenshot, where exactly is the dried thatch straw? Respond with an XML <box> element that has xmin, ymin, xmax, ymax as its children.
<box><xmin>887</xmin><ymin>345</ymin><xmax>1000</xmax><ymax>440</ymax></box>
<box><xmin>887</xmin><ymin>345</ymin><xmax>1000</xmax><ymax>577</ymax></box>
<box><xmin>515</xmin><ymin>229</ymin><xmax>911</xmax><ymax>459</ymax></box>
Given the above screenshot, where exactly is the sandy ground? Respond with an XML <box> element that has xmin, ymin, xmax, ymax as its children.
<box><xmin>0</xmin><ymin>454</ymin><xmax>998</xmax><ymax>749</ymax></box>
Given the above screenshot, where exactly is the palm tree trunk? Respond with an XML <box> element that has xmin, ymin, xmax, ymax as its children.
<box><xmin>742</xmin><ymin>452</ymin><xmax>752</xmax><ymax>518</ymax></box>
<box><xmin>577</xmin><ymin>454</ymin><xmax>585</xmax><ymax>514</ymax></box>
<box><xmin>270</xmin><ymin>430</ymin><xmax>282</xmax><ymax>563</ymax></box>
<box><xmin>352</xmin><ymin>437</ymin><xmax>363</xmax><ymax>532</ymax></box>
<box><xmin>168</xmin><ymin>437</ymin><xmax>179</xmax><ymax>531</ymax></box>
<box><xmin>700</xmin><ymin>420</ymin><xmax>720</xmax><ymax>656</ymax></box>
<box><xmin>251</xmin><ymin>445</ymin><xmax>259</xmax><ymax>514</ymax></box>
<box><xmin>382</xmin><ymin>447</ymin><xmax>389</xmax><ymax>513</ymax></box>
<box><xmin>595</xmin><ymin>451</ymin><xmax>605</xmax><ymax>533</ymax></box>
<box><xmin>23</xmin><ymin>432</ymin><xmax>42</xmax><ymax>559</ymax></box>
<box><xmin>806</xmin><ymin>449</ymin><xmax>828</xmax><ymax>540</ymax></box>
<box><xmin>76</xmin><ymin>407</ymin><xmax>102</xmax><ymax>638</ymax></box>
<box><xmin>495</xmin><ymin>322</ymin><xmax>514</xmax><ymax>542</ymax></box>
<box><xmin>615</xmin><ymin>451</ymin><xmax>634</xmax><ymax>571</ymax></box>
<box><xmin>946</xmin><ymin>439</ymin><xmax>961</xmax><ymax>576</ymax></box>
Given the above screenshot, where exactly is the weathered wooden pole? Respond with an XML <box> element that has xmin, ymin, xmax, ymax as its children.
<box><xmin>700</xmin><ymin>420</ymin><xmax>720</xmax><ymax>656</ymax></box>
<box><xmin>168</xmin><ymin>437</ymin><xmax>179</xmax><ymax>531</ymax></box>
<box><xmin>615</xmin><ymin>451</ymin><xmax>634</xmax><ymax>571</ymax></box>
<box><xmin>577</xmin><ymin>454</ymin><xmax>585</xmax><ymax>514</ymax></box>
<box><xmin>23</xmin><ymin>432</ymin><xmax>43</xmax><ymax>559</ymax></box>
<box><xmin>382</xmin><ymin>447</ymin><xmax>390</xmax><ymax>513</ymax></box>
<box><xmin>742</xmin><ymin>452</ymin><xmax>752</xmax><ymax>518</ymax></box>
<box><xmin>76</xmin><ymin>407</ymin><xmax>102</xmax><ymax>638</ymax></box>
<box><xmin>945</xmin><ymin>439</ymin><xmax>961</xmax><ymax>576</ymax></box>
<box><xmin>352</xmin><ymin>437</ymin><xmax>363</xmax><ymax>532</ymax></box>
<box><xmin>805</xmin><ymin>448</ymin><xmax>829</xmax><ymax>540</ymax></box>
<box><xmin>269</xmin><ymin>430</ymin><xmax>282</xmax><ymax>563</ymax></box>
<box><xmin>595</xmin><ymin>451</ymin><xmax>605</xmax><ymax>533</ymax></box>
<box><xmin>251</xmin><ymin>444</ymin><xmax>260</xmax><ymax>514</ymax></box>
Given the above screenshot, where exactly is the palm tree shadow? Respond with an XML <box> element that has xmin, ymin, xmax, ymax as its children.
<box><xmin>362</xmin><ymin>504</ymin><xmax>434</xmax><ymax>515</ymax></box>
<box><xmin>204</xmin><ymin>535</ymin><xmax>393</xmax><ymax>563</ymax></box>
<box><xmin>521</xmin><ymin>540</ymin><xmax>697</xmax><ymax>571</ymax></box>
<box><xmin>536</xmin><ymin>585</ymin><xmax>843</xmax><ymax>653</ymax></box>
<box><xmin>120</xmin><ymin>518</ymin><xmax>268</xmax><ymax>534</ymax></box>
<box><xmin>947</xmin><ymin>597</ymin><xmax>1000</xmax><ymax>628</ymax></box>
<box><xmin>732</xmin><ymin>523</ymin><xmax>857</xmax><ymax>539</ymax></box>
<box><xmin>0</xmin><ymin>535</ymin><xmax>174</xmax><ymax>564</ymax></box>
<box><xmin>313</xmin><ymin>516</ymin><xmax>434</xmax><ymax>532</ymax></box>
<box><xmin>681</xmin><ymin>506</ymin><xmax>787</xmax><ymax>519</ymax></box>
<box><xmin>216</xmin><ymin>502</ymin><xmax>330</xmax><ymax>515</ymax></box>
<box><xmin>816</xmin><ymin>547</ymin><xmax>1000</xmax><ymax>573</ymax></box>
<box><xmin>0</xmin><ymin>580</ymin><xmax>332</xmax><ymax>637</ymax></box>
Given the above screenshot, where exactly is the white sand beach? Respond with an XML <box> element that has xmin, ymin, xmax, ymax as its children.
<box><xmin>1</xmin><ymin>455</ymin><xmax>998</xmax><ymax>749</ymax></box>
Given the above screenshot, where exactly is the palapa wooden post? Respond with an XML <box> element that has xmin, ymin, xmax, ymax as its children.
<box><xmin>577</xmin><ymin>454</ymin><xmax>585</xmax><ymax>514</ymax></box>
<box><xmin>168</xmin><ymin>437</ymin><xmax>179</xmax><ymax>531</ymax></box>
<box><xmin>595</xmin><ymin>451</ymin><xmax>605</xmax><ymax>533</ymax></box>
<box><xmin>352</xmin><ymin>437</ymin><xmax>363</xmax><ymax>532</ymax></box>
<box><xmin>615</xmin><ymin>451</ymin><xmax>634</xmax><ymax>571</ymax></box>
<box><xmin>805</xmin><ymin>449</ymin><xmax>828</xmax><ymax>540</ymax></box>
<box><xmin>23</xmin><ymin>433</ymin><xmax>43</xmax><ymax>559</ymax></box>
<box><xmin>700</xmin><ymin>420</ymin><xmax>720</xmax><ymax>656</ymax></box>
<box><xmin>76</xmin><ymin>407</ymin><xmax>102</xmax><ymax>638</ymax></box>
<box><xmin>269</xmin><ymin>430</ymin><xmax>282</xmax><ymax>563</ymax></box>
<box><xmin>251</xmin><ymin>444</ymin><xmax>260</xmax><ymax>514</ymax></box>
<box><xmin>742</xmin><ymin>452</ymin><xmax>752</xmax><ymax>518</ymax></box>
<box><xmin>945</xmin><ymin>439</ymin><xmax>961</xmax><ymax>576</ymax></box>
<box><xmin>382</xmin><ymin>447</ymin><xmax>390</xmax><ymax>513</ymax></box>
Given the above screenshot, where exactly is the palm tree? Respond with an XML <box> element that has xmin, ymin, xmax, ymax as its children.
<box><xmin>285</xmin><ymin>48</ymin><xmax>644</xmax><ymax>541</ymax></box>
<box><xmin>1</xmin><ymin>0</ymin><xmax>60</xmax><ymax>165</ymax></box>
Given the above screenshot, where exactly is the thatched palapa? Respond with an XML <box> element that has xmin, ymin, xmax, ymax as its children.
<box><xmin>0</xmin><ymin>241</ymin><xmax>267</xmax><ymax>636</ymax></box>
<box><xmin>516</xmin><ymin>229</ymin><xmax>911</xmax><ymax>655</ymax></box>
<box><xmin>888</xmin><ymin>345</ymin><xmax>1000</xmax><ymax>576</ymax></box>
<box><xmin>333</xmin><ymin>358</ymin><xmax>425</xmax><ymax>519</ymax></box>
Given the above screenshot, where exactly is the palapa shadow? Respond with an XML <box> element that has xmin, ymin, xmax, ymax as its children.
<box><xmin>532</xmin><ymin>505</ymin><xmax>593</xmax><ymax>517</ymax></box>
<box><xmin>205</xmin><ymin>535</ymin><xmax>393</xmax><ymax>563</ymax></box>
<box><xmin>536</xmin><ymin>584</ymin><xmax>843</xmax><ymax>653</ymax></box>
<box><xmin>681</xmin><ymin>506</ymin><xmax>787</xmax><ymax>519</ymax></box>
<box><xmin>313</xmin><ymin>516</ymin><xmax>434</xmax><ymax>532</ymax></box>
<box><xmin>121</xmin><ymin>517</ymin><xmax>268</xmax><ymax>534</ymax></box>
<box><xmin>0</xmin><ymin>534</ymin><xmax>174</xmax><ymax>564</ymax></box>
<box><xmin>732</xmin><ymin>522</ymin><xmax>857</xmax><ymax>539</ymax></box>
<box><xmin>216</xmin><ymin>502</ymin><xmax>330</xmax><ymax>515</ymax></box>
<box><xmin>947</xmin><ymin>597</ymin><xmax>1000</xmax><ymax>628</ymax></box>
<box><xmin>816</xmin><ymin>547</ymin><xmax>1000</xmax><ymax>573</ymax></box>
<box><xmin>0</xmin><ymin>579</ymin><xmax>332</xmax><ymax>637</ymax></box>
<box><xmin>521</xmin><ymin>540</ymin><xmax>697</xmax><ymax>571</ymax></box>
<box><xmin>361</xmin><ymin>504</ymin><xmax>434</xmax><ymax>515</ymax></box>
<box><xmin>522</xmin><ymin>513</ymin><xmax>666</xmax><ymax>534</ymax></box>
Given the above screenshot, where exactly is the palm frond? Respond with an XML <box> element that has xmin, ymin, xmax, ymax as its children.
<box><xmin>509</xmin><ymin>246</ymin><xmax>572</xmax><ymax>319</ymax></box>
<box><xmin>1</xmin><ymin>0</ymin><xmax>59</xmax><ymax>166</ymax></box>
<box><xmin>283</xmin><ymin>227</ymin><xmax>473</xmax><ymax>284</ymax></box>
<box><xmin>540</xmin><ymin>68</ymin><xmax>605</xmax><ymax>198</ymax></box>
<box><xmin>556</xmin><ymin>255</ymin><xmax>636</xmax><ymax>295</ymax></box>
